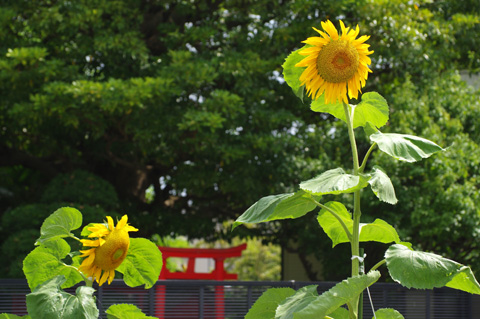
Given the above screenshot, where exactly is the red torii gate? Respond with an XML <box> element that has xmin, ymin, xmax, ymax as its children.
<box><xmin>155</xmin><ymin>243</ymin><xmax>247</xmax><ymax>318</ymax></box>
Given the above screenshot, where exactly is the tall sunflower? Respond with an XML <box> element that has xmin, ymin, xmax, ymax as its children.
<box><xmin>295</xmin><ymin>20</ymin><xmax>373</xmax><ymax>104</ymax></box>
<box><xmin>79</xmin><ymin>215</ymin><xmax>138</xmax><ymax>286</ymax></box>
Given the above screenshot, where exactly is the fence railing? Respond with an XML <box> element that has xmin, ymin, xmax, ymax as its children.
<box><xmin>1</xmin><ymin>279</ymin><xmax>478</xmax><ymax>318</ymax></box>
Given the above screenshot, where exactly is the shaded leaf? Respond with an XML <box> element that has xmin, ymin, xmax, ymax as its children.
<box><xmin>326</xmin><ymin>307</ymin><xmax>349</xmax><ymax>319</ymax></box>
<box><xmin>282</xmin><ymin>46</ymin><xmax>308</xmax><ymax>102</ymax></box>
<box><xmin>300</xmin><ymin>168</ymin><xmax>370</xmax><ymax>196</ymax></box>
<box><xmin>310</xmin><ymin>95</ymin><xmax>344</xmax><ymax>120</ymax></box>
<box><xmin>233</xmin><ymin>191</ymin><xmax>317</xmax><ymax>229</ymax></box>
<box><xmin>245</xmin><ymin>288</ymin><xmax>296</xmax><ymax>319</ymax></box>
<box><xmin>276</xmin><ymin>272</ymin><xmax>381</xmax><ymax>319</ymax></box>
<box><xmin>26</xmin><ymin>276</ymin><xmax>98</xmax><ymax>319</ymax></box>
<box><xmin>370</xmin><ymin>132</ymin><xmax>444</xmax><ymax>163</ymax></box>
<box><xmin>116</xmin><ymin>238</ymin><xmax>163</xmax><ymax>289</ymax></box>
<box><xmin>385</xmin><ymin>244</ymin><xmax>480</xmax><ymax>294</ymax></box>
<box><xmin>367</xmin><ymin>166</ymin><xmax>398</xmax><ymax>204</ymax></box>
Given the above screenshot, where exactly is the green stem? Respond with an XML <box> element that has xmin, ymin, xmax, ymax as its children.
<box><xmin>69</xmin><ymin>234</ymin><xmax>83</xmax><ymax>243</ymax></box>
<box><xmin>343</xmin><ymin>102</ymin><xmax>362</xmax><ymax>319</ymax></box>
<box><xmin>369</xmin><ymin>259</ymin><xmax>386</xmax><ymax>272</ymax></box>
<box><xmin>310</xmin><ymin>198</ymin><xmax>353</xmax><ymax>242</ymax></box>
<box><xmin>359</xmin><ymin>143</ymin><xmax>377</xmax><ymax>173</ymax></box>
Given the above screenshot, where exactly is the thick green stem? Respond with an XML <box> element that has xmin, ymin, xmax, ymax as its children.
<box><xmin>343</xmin><ymin>102</ymin><xmax>362</xmax><ymax>319</ymax></box>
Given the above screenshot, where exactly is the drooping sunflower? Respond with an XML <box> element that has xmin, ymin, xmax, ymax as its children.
<box><xmin>79</xmin><ymin>215</ymin><xmax>138</xmax><ymax>286</ymax></box>
<box><xmin>295</xmin><ymin>20</ymin><xmax>373</xmax><ymax>104</ymax></box>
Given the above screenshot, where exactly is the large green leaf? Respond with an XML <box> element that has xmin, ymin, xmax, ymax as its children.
<box><xmin>317</xmin><ymin>202</ymin><xmax>400</xmax><ymax>247</ymax></box>
<box><xmin>370</xmin><ymin>132</ymin><xmax>444</xmax><ymax>163</ymax></box>
<box><xmin>385</xmin><ymin>244</ymin><xmax>480</xmax><ymax>294</ymax></box>
<box><xmin>245</xmin><ymin>288</ymin><xmax>296</xmax><ymax>319</ymax></box>
<box><xmin>275</xmin><ymin>272</ymin><xmax>381</xmax><ymax>319</ymax></box>
<box><xmin>310</xmin><ymin>95</ymin><xmax>344</xmax><ymax>120</ymax></box>
<box><xmin>282</xmin><ymin>46</ymin><xmax>307</xmax><ymax>102</ymax></box>
<box><xmin>310</xmin><ymin>92</ymin><xmax>389</xmax><ymax>129</ymax></box>
<box><xmin>36</xmin><ymin>207</ymin><xmax>83</xmax><ymax>244</ymax></box>
<box><xmin>23</xmin><ymin>238</ymin><xmax>83</xmax><ymax>291</ymax></box>
<box><xmin>359</xmin><ymin>219</ymin><xmax>401</xmax><ymax>245</ymax></box>
<box><xmin>317</xmin><ymin>201</ymin><xmax>353</xmax><ymax>247</ymax></box>
<box><xmin>300</xmin><ymin>168</ymin><xmax>370</xmax><ymax>196</ymax></box>
<box><xmin>26</xmin><ymin>276</ymin><xmax>98</xmax><ymax>319</ymax></box>
<box><xmin>116</xmin><ymin>238</ymin><xmax>163</xmax><ymax>289</ymax></box>
<box><xmin>352</xmin><ymin>92</ymin><xmax>389</xmax><ymax>129</ymax></box>
<box><xmin>106</xmin><ymin>304</ymin><xmax>156</xmax><ymax>319</ymax></box>
<box><xmin>373</xmin><ymin>308</ymin><xmax>404</xmax><ymax>319</ymax></box>
<box><xmin>367</xmin><ymin>166</ymin><xmax>398</xmax><ymax>204</ymax></box>
<box><xmin>233</xmin><ymin>191</ymin><xmax>317</xmax><ymax>229</ymax></box>
<box><xmin>275</xmin><ymin>285</ymin><xmax>318</xmax><ymax>319</ymax></box>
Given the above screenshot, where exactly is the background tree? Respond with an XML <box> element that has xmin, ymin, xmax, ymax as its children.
<box><xmin>0</xmin><ymin>0</ymin><xmax>479</xmax><ymax>280</ymax></box>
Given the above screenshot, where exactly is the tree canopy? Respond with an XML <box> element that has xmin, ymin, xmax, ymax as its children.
<box><xmin>1</xmin><ymin>0</ymin><xmax>479</xmax><ymax>279</ymax></box>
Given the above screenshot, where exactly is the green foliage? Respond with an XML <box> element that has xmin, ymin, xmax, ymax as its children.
<box><xmin>36</xmin><ymin>207</ymin><xmax>82</xmax><ymax>244</ymax></box>
<box><xmin>373</xmin><ymin>309</ymin><xmax>404</xmax><ymax>319</ymax></box>
<box><xmin>116</xmin><ymin>238</ymin><xmax>163</xmax><ymax>289</ymax></box>
<box><xmin>0</xmin><ymin>314</ymin><xmax>31</xmax><ymax>319</ymax></box>
<box><xmin>300</xmin><ymin>168</ymin><xmax>370</xmax><ymax>196</ymax></box>
<box><xmin>23</xmin><ymin>238</ymin><xmax>83</xmax><ymax>291</ymax></box>
<box><xmin>233</xmin><ymin>191</ymin><xmax>318</xmax><ymax>229</ymax></box>
<box><xmin>40</xmin><ymin>170</ymin><xmax>119</xmax><ymax>210</ymax></box>
<box><xmin>105</xmin><ymin>304</ymin><xmax>155</xmax><ymax>319</ymax></box>
<box><xmin>275</xmin><ymin>272</ymin><xmax>380</xmax><ymax>319</ymax></box>
<box><xmin>366</xmin><ymin>166</ymin><xmax>397</xmax><ymax>204</ymax></box>
<box><xmin>370</xmin><ymin>132</ymin><xmax>445</xmax><ymax>163</ymax></box>
<box><xmin>385</xmin><ymin>244</ymin><xmax>480</xmax><ymax>294</ymax></box>
<box><xmin>26</xmin><ymin>276</ymin><xmax>98</xmax><ymax>319</ymax></box>
<box><xmin>311</xmin><ymin>92</ymin><xmax>389</xmax><ymax>129</ymax></box>
<box><xmin>245</xmin><ymin>288</ymin><xmax>296</xmax><ymax>319</ymax></box>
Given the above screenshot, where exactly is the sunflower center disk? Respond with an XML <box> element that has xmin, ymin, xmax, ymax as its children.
<box><xmin>316</xmin><ymin>40</ymin><xmax>359</xmax><ymax>83</ymax></box>
<box><xmin>94</xmin><ymin>230</ymin><xmax>130</xmax><ymax>271</ymax></box>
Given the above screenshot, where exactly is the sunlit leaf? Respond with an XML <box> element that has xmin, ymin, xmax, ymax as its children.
<box><xmin>36</xmin><ymin>207</ymin><xmax>82</xmax><ymax>244</ymax></box>
<box><xmin>116</xmin><ymin>238</ymin><xmax>163</xmax><ymax>289</ymax></box>
<box><xmin>106</xmin><ymin>304</ymin><xmax>156</xmax><ymax>319</ymax></box>
<box><xmin>300</xmin><ymin>168</ymin><xmax>370</xmax><ymax>196</ymax></box>
<box><xmin>370</xmin><ymin>132</ymin><xmax>444</xmax><ymax>163</ymax></box>
<box><xmin>385</xmin><ymin>244</ymin><xmax>480</xmax><ymax>294</ymax></box>
<box><xmin>373</xmin><ymin>308</ymin><xmax>404</xmax><ymax>319</ymax></box>
<box><xmin>245</xmin><ymin>288</ymin><xmax>296</xmax><ymax>319</ymax></box>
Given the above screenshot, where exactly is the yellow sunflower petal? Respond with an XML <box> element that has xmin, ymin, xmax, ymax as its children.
<box><xmin>99</xmin><ymin>270</ymin><xmax>110</xmax><ymax>286</ymax></box>
<box><xmin>106</xmin><ymin>216</ymin><xmax>114</xmax><ymax>231</ymax></box>
<box><xmin>80</xmin><ymin>239</ymin><xmax>100</xmax><ymax>247</ymax></box>
<box><xmin>116</xmin><ymin>215</ymin><xmax>128</xmax><ymax>230</ymax></box>
<box><xmin>107</xmin><ymin>270</ymin><xmax>116</xmax><ymax>284</ymax></box>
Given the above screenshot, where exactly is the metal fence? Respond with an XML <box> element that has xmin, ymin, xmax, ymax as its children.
<box><xmin>1</xmin><ymin>279</ymin><xmax>479</xmax><ymax>318</ymax></box>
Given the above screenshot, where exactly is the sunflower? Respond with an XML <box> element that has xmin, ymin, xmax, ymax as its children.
<box><xmin>79</xmin><ymin>215</ymin><xmax>138</xmax><ymax>286</ymax></box>
<box><xmin>295</xmin><ymin>20</ymin><xmax>373</xmax><ymax>104</ymax></box>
